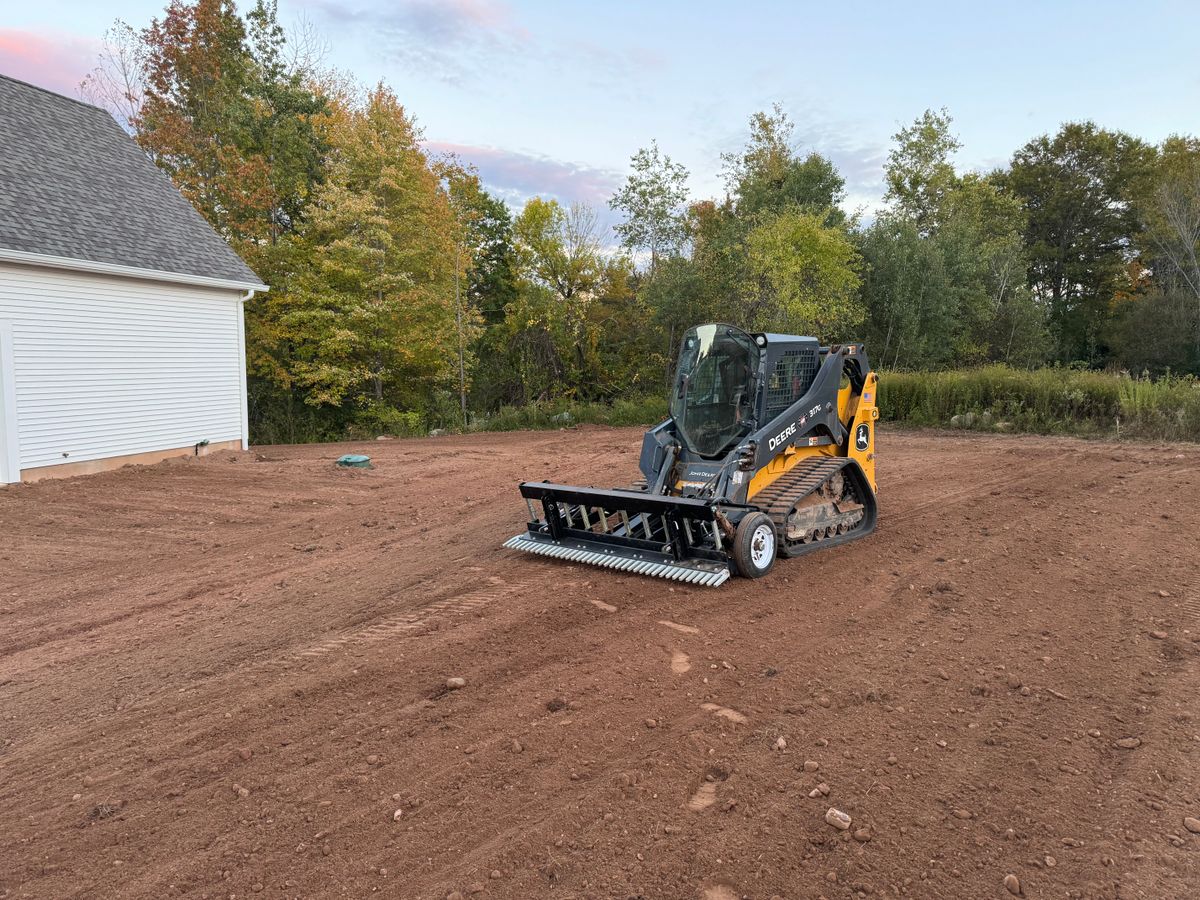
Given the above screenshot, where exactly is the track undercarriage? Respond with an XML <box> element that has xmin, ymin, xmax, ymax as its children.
<box><xmin>751</xmin><ymin>457</ymin><xmax>876</xmax><ymax>558</ymax></box>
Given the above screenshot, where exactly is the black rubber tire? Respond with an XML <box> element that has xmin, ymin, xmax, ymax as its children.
<box><xmin>732</xmin><ymin>511</ymin><xmax>777</xmax><ymax>579</ymax></box>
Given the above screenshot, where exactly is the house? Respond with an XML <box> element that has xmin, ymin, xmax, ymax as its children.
<box><xmin>0</xmin><ymin>75</ymin><xmax>267</xmax><ymax>484</ymax></box>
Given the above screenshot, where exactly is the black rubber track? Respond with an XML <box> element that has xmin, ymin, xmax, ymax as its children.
<box><xmin>749</xmin><ymin>456</ymin><xmax>878</xmax><ymax>559</ymax></box>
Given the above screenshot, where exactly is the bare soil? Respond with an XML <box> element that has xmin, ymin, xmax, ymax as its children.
<box><xmin>1</xmin><ymin>427</ymin><xmax>1198</xmax><ymax>900</ymax></box>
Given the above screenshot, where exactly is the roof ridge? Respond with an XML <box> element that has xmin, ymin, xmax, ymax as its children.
<box><xmin>0</xmin><ymin>72</ymin><xmax>108</xmax><ymax>115</ymax></box>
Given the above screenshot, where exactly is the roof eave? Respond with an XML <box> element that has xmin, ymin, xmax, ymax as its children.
<box><xmin>0</xmin><ymin>247</ymin><xmax>269</xmax><ymax>293</ymax></box>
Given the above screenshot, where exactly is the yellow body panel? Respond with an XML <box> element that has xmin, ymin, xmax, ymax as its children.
<box><xmin>746</xmin><ymin>371</ymin><xmax>880</xmax><ymax>502</ymax></box>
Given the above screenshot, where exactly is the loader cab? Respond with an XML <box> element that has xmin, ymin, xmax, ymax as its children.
<box><xmin>670</xmin><ymin>324</ymin><xmax>760</xmax><ymax>458</ymax></box>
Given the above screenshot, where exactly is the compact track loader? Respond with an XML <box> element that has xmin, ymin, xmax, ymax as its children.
<box><xmin>504</xmin><ymin>323</ymin><xmax>879</xmax><ymax>586</ymax></box>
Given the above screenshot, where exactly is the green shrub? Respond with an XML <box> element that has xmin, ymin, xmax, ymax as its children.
<box><xmin>879</xmin><ymin>365</ymin><xmax>1200</xmax><ymax>441</ymax></box>
<box><xmin>470</xmin><ymin>395</ymin><xmax>668</xmax><ymax>433</ymax></box>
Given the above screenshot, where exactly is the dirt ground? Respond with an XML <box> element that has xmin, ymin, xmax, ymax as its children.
<box><xmin>1</xmin><ymin>427</ymin><xmax>1198</xmax><ymax>900</ymax></box>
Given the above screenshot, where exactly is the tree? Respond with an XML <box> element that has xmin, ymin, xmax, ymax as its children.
<box><xmin>722</xmin><ymin>104</ymin><xmax>846</xmax><ymax>221</ymax></box>
<box><xmin>609</xmin><ymin>140</ymin><xmax>690</xmax><ymax>272</ymax></box>
<box><xmin>742</xmin><ymin>209</ymin><xmax>864</xmax><ymax>336</ymax></box>
<box><xmin>1141</xmin><ymin>136</ymin><xmax>1200</xmax><ymax>304</ymax></box>
<box><xmin>79</xmin><ymin>21</ymin><xmax>146</xmax><ymax>130</ymax></box>
<box><xmin>1000</xmin><ymin>122</ymin><xmax>1155</xmax><ymax>363</ymax></box>
<box><xmin>132</xmin><ymin>0</ymin><xmax>328</xmax><ymax>251</ymax></box>
<box><xmin>508</xmin><ymin>198</ymin><xmax>606</xmax><ymax>398</ymax></box>
<box><xmin>266</xmin><ymin>85</ymin><xmax>462</xmax><ymax>428</ymax></box>
<box><xmin>883</xmin><ymin>108</ymin><xmax>961</xmax><ymax>233</ymax></box>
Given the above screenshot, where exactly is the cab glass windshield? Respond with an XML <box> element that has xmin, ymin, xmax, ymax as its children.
<box><xmin>670</xmin><ymin>324</ymin><xmax>758</xmax><ymax>457</ymax></box>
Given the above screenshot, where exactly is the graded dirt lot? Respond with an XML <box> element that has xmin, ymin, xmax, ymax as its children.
<box><xmin>1</xmin><ymin>427</ymin><xmax>1198</xmax><ymax>900</ymax></box>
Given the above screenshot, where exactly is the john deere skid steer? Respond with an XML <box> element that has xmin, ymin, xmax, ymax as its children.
<box><xmin>504</xmin><ymin>323</ymin><xmax>879</xmax><ymax>586</ymax></box>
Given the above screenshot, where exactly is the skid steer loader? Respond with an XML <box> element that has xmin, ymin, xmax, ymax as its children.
<box><xmin>503</xmin><ymin>323</ymin><xmax>878</xmax><ymax>586</ymax></box>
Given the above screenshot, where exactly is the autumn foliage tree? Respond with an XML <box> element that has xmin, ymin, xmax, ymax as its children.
<box><xmin>259</xmin><ymin>85</ymin><xmax>466</xmax><ymax>433</ymax></box>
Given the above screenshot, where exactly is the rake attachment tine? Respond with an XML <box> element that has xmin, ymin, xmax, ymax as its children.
<box><xmin>579</xmin><ymin>506</ymin><xmax>591</xmax><ymax>530</ymax></box>
<box><xmin>641</xmin><ymin>514</ymin><xmax>652</xmax><ymax>539</ymax></box>
<box><xmin>504</xmin><ymin>531</ymin><xmax>729</xmax><ymax>587</ymax></box>
<box><xmin>562</xmin><ymin>503</ymin><xmax>574</xmax><ymax>528</ymax></box>
<box><xmin>598</xmin><ymin>509</ymin><xmax>609</xmax><ymax>533</ymax></box>
<box><xmin>619</xmin><ymin>510</ymin><xmax>631</xmax><ymax>535</ymax></box>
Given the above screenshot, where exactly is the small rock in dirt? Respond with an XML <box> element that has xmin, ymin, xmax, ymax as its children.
<box><xmin>809</xmin><ymin>787</ymin><xmax>823</xmax><ymax>797</ymax></box>
<box><xmin>803</xmin><ymin>760</ymin><xmax>820</xmax><ymax>772</ymax></box>
<box><xmin>886</xmin><ymin>754</ymin><xmax>898</xmax><ymax>765</ymax></box>
<box><xmin>1149</xmin><ymin>630</ymin><xmax>1168</xmax><ymax>640</ymax></box>
<box><xmin>445</xmin><ymin>677</ymin><xmax>467</xmax><ymax>690</ymax></box>
<box><xmin>1157</xmin><ymin>590</ymin><xmax>1171</xmax><ymax>598</ymax></box>
<box><xmin>545</xmin><ymin>698</ymin><xmax>568</xmax><ymax>712</ymax></box>
<box><xmin>366</xmin><ymin>754</ymin><xmax>379</xmax><ymax>765</ymax></box>
<box><xmin>238</xmin><ymin>747</ymin><xmax>253</xmax><ymax>761</ymax></box>
<box><xmin>1184</xmin><ymin>817</ymin><xmax>1200</xmax><ymax>834</ymax></box>
<box><xmin>936</xmin><ymin>740</ymin><xmax>948</xmax><ymax>748</ymax></box>
<box><xmin>1006</xmin><ymin>674</ymin><xmax>1022</xmax><ymax>689</ymax></box>
<box><xmin>237</xmin><ymin>787</ymin><xmax>250</xmax><ymax>799</ymax></box>
<box><xmin>1113</xmin><ymin>737</ymin><xmax>1141</xmax><ymax>749</ymax></box>
<box><xmin>953</xmin><ymin>808</ymin><xmax>972</xmax><ymax>820</ymax></box>
<box><xmin>645</xmin><ymin>718</ymin><xmax>658</xmax><ymax>729</ymax></box>
<box><xmin>825</xmin><ymin>807</ymin><xmax>852</xmax><ymax>830</ymax></box>
<box><xmin>490</xmin><ymin>870</ymin><xmax>501</xmax><ymax>879</ymax></box>
<box><xmin>1045</xmin><ymin>856</ymin><xmax>1056</xmax><ymax>867</ymax></box>
<box><xmin>815</xmin><ymin>782</ymin><xmax>830</xmax><ymax>796</ymax></box>
<box><xmin>773</xmin><ymin>736</ymin><xmax>787</xmax><ymax>751</ymax></box>
<box><xmin>446</xmin><ymin>893</ymin><xmax>464</xmax><ymax>900</ymax></box>
<box><xmin>467</xmin><ymin>884</ymin><xmax>486</xmax><ymax>895</ymax></box>
<box><xmin>937</xmin><ymin>668</ymin><xmax>950</xmax><ymax>681</ymax></box>
<box><xmin>817</xmin><ymin>696</ymin><xmax>832</xmax><ymax>708</ymax></box>
<box><xmin>510</xmin><ymin>739</ymin><xmax>524</xmax><ymax>753</ymax></box>
<box><xmin>1088</xmin><ymin>728</ymin><xmax>1101</xmax><ymax>738</ymax></box>
<box><xmin>251</xmin><ymin>884</ymin><xmax>264</xmax><ymax>893</ymax></box>
<box><xmin>1003</xmin><ymin>873</ymin><xmax>1022</xmax><ymax>895</ymax></box>
<box><xmin>393</xmin><ymin>809</ymin><xmax>404</xmax><ymax>822</ymax></box>
<box><xmin>853</xmin><ymin>828</ymin><xmax>872</xmax><ymax>842</ymax></box>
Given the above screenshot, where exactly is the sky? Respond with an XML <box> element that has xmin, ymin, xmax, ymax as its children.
<box><xmin>3</xmin><ymin>0</ymin><xmax>1199</xmax><ymax>231</ymax></box>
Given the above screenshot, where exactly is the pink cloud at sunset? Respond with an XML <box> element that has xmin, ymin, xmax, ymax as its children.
<box><xmin>0</xmin><ymin>29</ymin><xmax>97</xmax><ymax>99</ymax></box>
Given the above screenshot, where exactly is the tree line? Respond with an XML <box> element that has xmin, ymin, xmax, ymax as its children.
<box><xmin>83</xmin><ymin>0</ymin><xmax>1200</xmax><ymax>441</ymax></box>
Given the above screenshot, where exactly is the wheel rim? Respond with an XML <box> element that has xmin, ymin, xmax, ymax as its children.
<box><xmin>749</xmin><ymin>523</ymin><xmax>775</xmax><ymax>568</ymax></box>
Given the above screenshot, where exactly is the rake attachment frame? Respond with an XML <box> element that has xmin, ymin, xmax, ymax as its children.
<box><xmin>505</xmin><ymin>481</ymin><xmax>733</xmax><ymax>587</ymax></box>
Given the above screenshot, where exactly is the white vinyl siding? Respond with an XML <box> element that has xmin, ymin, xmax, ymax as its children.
<box><xmin>0</xmin><ymin>261</ymin><xmax>246</xmax><ymax>473</ymax></box>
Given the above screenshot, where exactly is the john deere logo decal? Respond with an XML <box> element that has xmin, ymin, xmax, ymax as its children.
<box><xmin>855</xmin><ymin>423</ymin><xmax>870</xmax><ymax>451</ymax></box>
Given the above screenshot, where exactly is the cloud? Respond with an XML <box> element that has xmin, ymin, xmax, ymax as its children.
<box><xmin>0</xmin><ymin>29</ymin><xmax>98</xmax><ymax>98</ymax></box>
<box><xmin>426</xmin><ymin>140</ymin><xmax>622</xmax><ymax>208</ymax></box>
<box><xmin>302</xmin><ymin>0</ymin><xmax>528</xmax><ymax>84</ymax></box>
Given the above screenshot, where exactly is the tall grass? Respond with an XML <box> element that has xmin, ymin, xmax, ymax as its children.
<box><xmin>880</xmin><ymin>365</ymin><xmax>1200</xmax><ymax>442</ymax></box>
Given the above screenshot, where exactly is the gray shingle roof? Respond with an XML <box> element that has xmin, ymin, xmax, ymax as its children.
<box><xmin>0</xmin><ymin>75</ymin><xmax>265</xmax><ymax>288</ymax></box>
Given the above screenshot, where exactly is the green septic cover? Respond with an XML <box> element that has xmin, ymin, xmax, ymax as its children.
<box><xmin>336</xmin><ymin>454</ymin><xmax>372</xmax><ymax>468</ymax></box>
